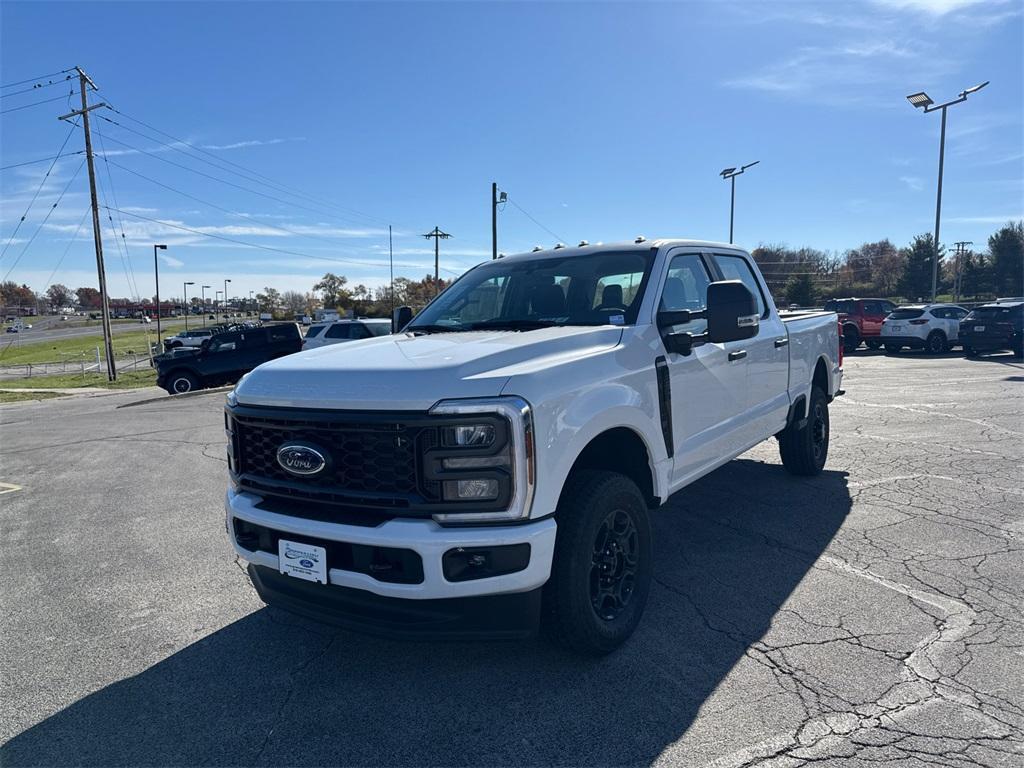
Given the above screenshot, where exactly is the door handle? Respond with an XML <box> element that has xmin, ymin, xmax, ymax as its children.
<box><xmin>728</xmin><ymin>350</ymin><xmax>747</xmax><ymax>362</ymax></box>
<box><xmin>774</xmin><ymin>338</ymin><xmax>789</xmax><ymax>348</ymax></box>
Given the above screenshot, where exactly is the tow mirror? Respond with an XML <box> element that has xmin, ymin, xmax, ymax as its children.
<box><xmin>393</xmin><ymin>305</ymin><xmax>413</xmax><ymax>333</ymax></box>
<box><xmin>706</xmin><ymin>280</ymin><xmax>759</xmax><ymax>343</ymax></box>
<box><xmin>657</xmin><ymin>280</ymin><xmax>759</xmax><ymax>355</ymax></box>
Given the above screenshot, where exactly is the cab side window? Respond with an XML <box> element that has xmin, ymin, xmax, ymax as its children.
<box><xmin>659</xmin><ymin>253</ymin><xmax>712</xmax><ymax>335</ymax></box>
<box><xmin>714</xmin><ymin>254</ymin><xmax>768</xmax><ymax>318</ymax></box>
<box><xmin>324</xmin><ymin>323</ymin><xmax>352</xmax><ymax>339</ymax></box>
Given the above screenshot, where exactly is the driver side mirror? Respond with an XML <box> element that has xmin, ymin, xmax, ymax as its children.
<box><xmin>393</xmin><ymin>305</ymin><xmax>413</xmax><ymax>333</ymax></box>
<box><xmin>658</xmin><ymin>280</ymin><xmax>759</xmax><ymax>355</ymax></box>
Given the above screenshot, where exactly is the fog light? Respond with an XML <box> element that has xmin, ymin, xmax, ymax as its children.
<box><xmin>443</xmin><ymin>478</ymin><xmax>499</xmax><ymax>500</ymax></box>
<box><xmin>443</xmin><ymin>544</ymin><xmax>531</xmax><ymax>582</ymax></box>
<box><xmin>444</xmin><ymin>424</ymin><xmax>495</xmax><ymax>447</ymax></box>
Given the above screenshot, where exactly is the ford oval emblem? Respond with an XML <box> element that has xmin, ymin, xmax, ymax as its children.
<box><xmin>276</xmin><ymin>442</ymin><xmax>329</xmax><ymax>477</ymax></box>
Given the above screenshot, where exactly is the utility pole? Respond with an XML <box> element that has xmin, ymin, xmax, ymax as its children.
<box><xmin>422</xmin><ymin>226</ymin><xmax>452</xmax><ymax>296</ymax></box>
<box><xmin>951</xmin><ymin>241</ymin><xmax>972</xmax><ymax>302</ymax></box>
<box><xmin>492</xmin><ymin>183</ymin><xmax>498</xmax><ymax>261</ymax></box>
<box><xmin>59</xmin><ymin>67</ymin><xmax>116</xmax><ymax>380</ymax></box>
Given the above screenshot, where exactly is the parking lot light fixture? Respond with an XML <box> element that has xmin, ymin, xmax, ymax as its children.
<box><xmin>719</xmin><ymin>161</ymin><xmax>759</xmax><ymax>244</ymax></box>
<box><xmin>905</xmin><ymin>80</ymin><xmax>989</xmax><ymax>301</ymax></box>
<box><xmin>183</xmin><ymin>281</ymin><xmax>195</xmax><ymax>331</ymax></box>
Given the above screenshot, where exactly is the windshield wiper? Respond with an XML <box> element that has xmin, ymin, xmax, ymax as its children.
<box><xmin>469</xmin><ymin>319</ymin><xmax>558</xmax><ymax>331</ymax></box>
<box><xmin>406</xmin><ymin>324</ymin><xmax>466</xmax><ymax>335</ymax></box>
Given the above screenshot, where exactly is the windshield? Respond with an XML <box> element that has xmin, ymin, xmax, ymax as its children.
<box><xmin>408</xmin><ymin>250</ymin><xmax>655</xmax><ymax>332</ymax></box>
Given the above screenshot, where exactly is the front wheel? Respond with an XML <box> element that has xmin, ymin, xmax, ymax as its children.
<box><xmin>778</xmin><ymin>386</ymin><xmax>830</xmax><ymax>476</ymax></box>
<box><xmin>843</xmin><ymin>327</ymin><xmax>860</xmax><ymax>353</ymax></box>
<box><xmin>544</xmin><ymin>470</ymin><xmax>652</xmax><ymax>656</ymax></box>
<box><xmin>165</xmin><ymin>371</ymin><xmax>200</xmax><ymax>395</ymax></box>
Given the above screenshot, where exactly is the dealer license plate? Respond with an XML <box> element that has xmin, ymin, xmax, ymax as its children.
<box><xmin>278</xmin><ymin>539</ymin><xmax>328</xmax><ymax>584</ymax></box>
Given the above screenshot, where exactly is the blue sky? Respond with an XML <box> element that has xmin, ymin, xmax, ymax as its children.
<box><xmin>1</xmin><ymin>0</ymin><xmax>1021</xmax><ymax>300</ymax></box>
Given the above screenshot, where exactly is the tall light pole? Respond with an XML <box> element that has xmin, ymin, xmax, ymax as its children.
<box><xmin>491</xmin><ymin>183</ymin><xmax>507</xmax><ymax>260</ymax></box>
<box><xmin>183</xmin><ymin>281</ymin><xmax>194</xmax><ymax>330</ymax></box>
<box><xmin>201</xmin><ymin>285</ymin><xmax>211</xmax><ymax>326</ymax></box>
<box><xmin>906</xmin><ymin>81</ymin><xmax>988</xmax><ymax>302</ymax></box>
<box><xmin>223</xmin><ymin>278</ymin><xmax>231</xmax><ymax>316</ymax></box>
<box><xmin>719</xmin><ymin>161</ymin><xmax>759</xmax><ymax>244</ymax></box>
<box><xmin>153</xmin><ymin>244</ymin><xmax>167</xmax><ymax>344</ymax></box>
<box><xmin>249</xmin><ymin>290</ymin><xmax>254</xmax><ymax>315</ymax></box>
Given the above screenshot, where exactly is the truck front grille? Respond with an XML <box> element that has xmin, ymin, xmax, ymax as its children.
<box><xmin>229</xmin><ymin>406</ymin><xmax>441</xmax><ymax>511</ymax></box>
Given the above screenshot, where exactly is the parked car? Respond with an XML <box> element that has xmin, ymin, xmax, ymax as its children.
<box><xmin>960</xmin><ymin>301</ymin><xmax>1023</xmax><ymax>359</ymax></box>
<box><xmin>302</xmin><ymin>318</ymin><xmax>392</xmax><ymax>350</ymax></box>
<box><xmin>822</xmin><ymin>297</ymin><xmax>896</xmax><ymax>352</ymax></box>
<box><xmin>224</xmin><ymin>239</ymin><xmax>844</xmax><ymax>654</ymax></box>
<box><xmin>163</xmin><ymin>329</ymin><xmax>215</xmax><ymax>350</ymax></box>
<box><xmin>880</xmin><ymin>303</ymin><xmax>969</xmax><ymax>353</ymax></box>
<box><xmin>155</xmin><ymin>323</ymin><xmax>303</xmax><ymax>394</ymax></box>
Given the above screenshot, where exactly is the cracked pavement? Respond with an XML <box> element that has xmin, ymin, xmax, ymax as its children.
<box><xmin>1</xmin><ymin>351</ymin><xmax>1021</xmax><ymax>767</ymax></box>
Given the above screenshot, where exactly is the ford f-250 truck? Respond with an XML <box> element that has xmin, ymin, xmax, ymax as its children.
<box><xmin>225</xmin><ymin>239</ymin><xmax>843</xmax><ymax>654</ymax></box>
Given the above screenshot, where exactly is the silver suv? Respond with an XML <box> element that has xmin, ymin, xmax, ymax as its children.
<box><xmin>302</xmin><ymin>318</ymin><xmax>391</xmax><ymax>350</ymax></box>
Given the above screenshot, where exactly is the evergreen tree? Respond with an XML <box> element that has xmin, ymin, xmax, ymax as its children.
<box><xmin>898</xmin><ymin>234</ymin><xmax>942</xmax><ymax>301</ymax></box>
<box><xmin>784</xmin><ymin>272</ymin><xmax>815</xmax><ymax>307</ymax></box>
<box><xmin>987</xmin><ymin>221</ymin><xmax>1024</xmax><ymax>296</ymax></box>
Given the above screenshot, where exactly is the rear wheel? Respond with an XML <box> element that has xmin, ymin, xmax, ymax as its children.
<box><xmin>843</xmin><ymin>327</ymin><xmax>860</xmax><ymax>353</ymax></box>
<box><xmin>544</xmin><ymin>470</ymin><xmax>652</xmax><ymax>656</ymax></box>
<box><xmin>166</xmin><ymin>371</ymin><xmax>199</xmax><ymax>395</ymax></box>
<box><xmin>884</xmin><ymin>344</ymin><xmax>902</xmax><ymax>354</ymax></box>
<box><xmin>779</xmin><ymin>386</ymin><xmax>830</xmax><ymax>476</ymax></box>
<box><xmin>926</xmin><ymin>331</ymin><xmax>948</xmax><ymax>354</ymax></box>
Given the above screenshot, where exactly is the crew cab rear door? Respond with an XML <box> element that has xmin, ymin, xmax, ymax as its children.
<box><xmin>709</xmin><ymin>252</ymin><xmax>789</xmax><ymax>437</ymax></box>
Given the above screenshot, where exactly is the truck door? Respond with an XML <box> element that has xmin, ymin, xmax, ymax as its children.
<box><xmin>712</xmin><ymin>252</ymin><xmax>790</xmax><ymax>439</ymax></box>
<box><xmin>657</xmin><ymin>251</ymin><xmax>750</xmax><ymax>484</ymax></box>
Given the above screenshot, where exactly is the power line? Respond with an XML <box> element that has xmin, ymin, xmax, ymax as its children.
<box><xmin>103</xmin><ymin>205</ymin><xmax>463</xmax><ymax>275</ymax></box>
<box><xmin>0</xmin><ymin>92</ymin><xmax>80</xmax><ymax>115</ymax></box>
<box><xmin>0</xmin><ymin>75</ymin><xmax>75</xmax><ymax>99</ymax></box>
<box><xmin>95</xmin><ymin>159</ymin><xmax>142</xmax><ymax>300</ymax></box>
<box><xmin>103</xmin><ymin>104</ymin><xmax>392</xmax><ymax>227</ymax></box>
<box><xmin>95</xmin><ymin>130</ymin><xmax>142</xmax><ymax>299</ymax></box>
<box><xmin>0</xmin><ymin>150</ymin><xmax>85</xmax><ymax>172</ymax></box>
<box><xmin>2</xmin><ymin>157</ymin><xmax>86</xmax><ymax>282</ymax></box>
<box><xmin>0</xmin><ymin>122</ymin><xmax>79</xmax><ymax>261</ymax></box>
<box><xmin>507</xmin><ymin>198</ymin><xmax>567</xmax><ymax>244</ymax></box>
<box><xmin>42</xmin><ymin>207</ymin><xmax>91</xmax><ymax>293</ymax></box>
<box><xmin>0</xmin><ymin>68</ymin><xmax>75</xmax><ymax>90</ymax></box>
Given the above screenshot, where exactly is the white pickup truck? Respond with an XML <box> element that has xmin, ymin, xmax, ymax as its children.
<box><xmin>225</xmin><ymin>239</ymin><xmax>843</xmax><ymax>653</ymax></box>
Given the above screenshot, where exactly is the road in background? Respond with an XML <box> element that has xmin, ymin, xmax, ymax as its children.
<box><xmin>1</xmin><ymin>353</ymin><xmax>1021</xmax><ymax>766</ymax></box>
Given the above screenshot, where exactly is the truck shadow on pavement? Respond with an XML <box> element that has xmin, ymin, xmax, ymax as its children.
<box><xmin>3</xmin><ymin>459</ymin><xmax>851</xmax><ymax>767</ymax></box>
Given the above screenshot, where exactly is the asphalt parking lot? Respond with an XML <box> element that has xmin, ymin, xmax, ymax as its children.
<box><xmin>1</xmin><ymin>351</ymin><xmax>1022</xmax><ymax>767</ymax></box>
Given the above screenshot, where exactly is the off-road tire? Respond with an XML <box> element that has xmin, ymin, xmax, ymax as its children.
<box><xmin>544</xmin><ymin>470</ymin><xmax>652</xmax><ymax>656</ymax></box>
<box><xmin>779</xmin><ymin>385</ymin><xmax>830</xmax><ymax>476</ymax></box>
<box><xmin>926</xmin><ymin>331</ymin><xmax>948</xmax><ymax>354</ymax></box>
<box><xmin>166</xmin><ymin>371</ymin><xmax>200</xmax><ymax>395</ymax></box>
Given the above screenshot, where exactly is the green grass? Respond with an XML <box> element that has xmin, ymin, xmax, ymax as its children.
<box><xmin>0</xmin><ymin>329</ymin><xmax>161</xmax><ymax>365</ymax></box>
<box><xmin>0</xmin><ymin>370</ymin><xmax>157</xmax><ymax>390</ymax></box>
<box><xmin>0</xmin><ymin>390</ymin><xmax>70</xmax><ymax>404</ymax></box>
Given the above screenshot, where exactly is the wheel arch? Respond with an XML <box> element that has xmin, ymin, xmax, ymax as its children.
<box><xmin>558</xmin><ymin>427</ymin><xmax>659</xmax><ymax>510</ymax></box>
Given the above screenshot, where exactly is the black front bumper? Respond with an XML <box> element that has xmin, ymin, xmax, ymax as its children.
<box><xmin>960</xmin><ymin>332</ymin><xmax>1021</xmax><ymax>351</ymax></box>
<box><xmin>248</xmin><ymin>564</ymin><xmax>542</xmax><ymax>640</ymax></box>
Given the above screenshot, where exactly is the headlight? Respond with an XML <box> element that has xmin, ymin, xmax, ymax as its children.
<box><xmin>428</xmin><ymin>397</ymin><xmax>535</xmax><ymax>524</ymax></box>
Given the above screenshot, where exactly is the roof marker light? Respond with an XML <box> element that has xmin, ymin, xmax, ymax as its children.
<box><xmin>635</xmin><ymin>235</ymin><xmax>646</xmax><ymax>243</ymax></box>
<box><xmin>553</xmin><ymin>243</ymin><xmax>565</xmax><ymax>249</ymax></box>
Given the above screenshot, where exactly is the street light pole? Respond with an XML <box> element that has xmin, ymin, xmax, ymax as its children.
<box><xmin>223</xmin><ymin>278</ymin><xmax>231</xmax><ymax>317</ymax></box>
<box><xmin>906</xmin><ymin>81</ymin><xmax>988</xmax><ymax>302</ymax></box>
<box><xmin>153</xmin><ymin>244</ymin><xmax>167</xmax><ymax>344</ymax></box>
<box><xmin>183</xmin><ymin>281</ymin><xmax>194</xmax><ymax>331</ymax></box>
<box><xmin>491</xmin><ymin>183</ymin><xmax>506</xmax><ymax>260</ymax></box>
<box><xmin>719</xmin><ymin>161</ymin><xmax>759</xmax><ymax>244</ymax></box>
<box><xmin>201</xmin><ymin>285</ymin><xmax>211</xmax><ymax>326</ymax></box>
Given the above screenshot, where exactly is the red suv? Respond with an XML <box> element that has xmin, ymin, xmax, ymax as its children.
<box><xmin>823</xmin><ymin>298</ymin><xmax>897</xmax><ymax>352</ymax></box>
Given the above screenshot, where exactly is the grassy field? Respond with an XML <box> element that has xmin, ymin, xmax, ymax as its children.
<box><xmin>0</xmin><ymin>329</ymin><xmax>161</xmax><ymax>365</ymax></box>
<box><xmin>0</xmin><ymin>370</ymin><xmax>158</xmax><ymax>390</ymax></box>
<box><xmin>0</xmin><ymin>390</ymin><xmax>70</xmax><ymax>404</ymax></box>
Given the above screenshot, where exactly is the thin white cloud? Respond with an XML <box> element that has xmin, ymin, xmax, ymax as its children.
<box><xmin>870</xmin><ymin>0</ymin><xmax>994</xmax><ymax>14</ymax></box>
<box><xmin>199</xmin><ymin>137</ymin><xmax>305</xmax><ymax>151</ymax></box>
<box><xmin>945</xmin><ymin>214</ymin><xmax>1023</xmax><ymax>224</ymax></box>
<box><xmin>159</xmin><ymin>253</ymin><xmax>185</xmax><ymax>268</ymax></box>
<box><xmin>899</xmin><ymin>175</ymin><xmax>925</xmax><ymax>191</ymax></box>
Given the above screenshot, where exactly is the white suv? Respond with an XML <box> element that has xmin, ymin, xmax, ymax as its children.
<box><xmin>302</xmin><ymin>318</ymin><xmax>391</xmax><ymax>350</ymax></box>
<box><xmin>163</xmin><ymin>329</ymin><xmax>215</xmax><ymax>349</ymax></box>
<box><xmin>880</xmin><ymin>303</ymin><xmax>969</xmax><ymax>354</ymax></box>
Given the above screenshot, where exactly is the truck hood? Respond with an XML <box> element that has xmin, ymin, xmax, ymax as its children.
<box><xmin>234</xmin><ymin>326</ymin><xmax>623</xmax><ymax>410</ymax></box>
